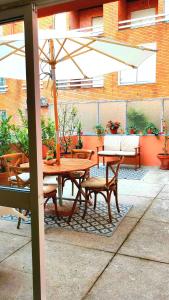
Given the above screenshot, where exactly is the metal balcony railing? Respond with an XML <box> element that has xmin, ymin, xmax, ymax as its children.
<box><xmin>118</xmin><ymin>13</ymin><xmax>169</xmax><ymax>30</ymax></box>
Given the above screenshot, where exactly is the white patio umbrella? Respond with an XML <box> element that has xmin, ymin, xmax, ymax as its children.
<box><xmin>0</xmin><ymin>29</ymin><xmax>156</xmax><ymax>163</ymax></box>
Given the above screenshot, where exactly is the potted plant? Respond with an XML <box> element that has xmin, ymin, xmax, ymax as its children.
<box><xmin>44</xmin><ymin>150</ymin><xmax>56</xmax><ymax>165</ymax></box>
<box><xmin>129</xmin><ymin>126</ymin><xmax>137</xmax><ymax>134</ymax></box>
<box><xmin>76</xmin><ymin>121</ymin><xmax>83</xmax><ymax>149</ymax></box>
<box><xmin>94</xmin><ymin>123</ymin><xmax>105</xmax><ymax>136</ymax></box>
<box><xmin>106</xmin><ymin>120</ymin><xmax>120</xmax><ymax>134</ymax></box>
<box><xmin>0</xmin><ymin>115</ymin><xmax>14</xmax><ymax>184</ymax></box>
<box><xmin>41</xmin><ymin>117</ymin><xmax>56</xmax><ymax>158</ymax></box>
<box><xmin>59</xmin><ymin>105</ymin><xmax>79</xmax><ymax>154</ymax></box>
<box><xmin>157</xmin><ymin>120</ymin><xmax>169</xmax><ymax>170</ymax></box>
<box><xmin>144</xmin><ymin>122</ymin><xmax>159</xmax><ymax>135</ymax></box>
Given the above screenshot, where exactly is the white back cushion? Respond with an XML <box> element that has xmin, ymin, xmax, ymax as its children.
<box><xmin>104</xmin><ymin>135</ymin><xmax>121</xmax><ymax>151</ymax></box>
<box><xmin>121</xmin><ymin>135</ymin><xmax>139</xmax><ymax>152</ymax></box>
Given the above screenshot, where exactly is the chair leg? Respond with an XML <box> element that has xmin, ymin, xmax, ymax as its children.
<box><xmin>113</xmin><ymin>188</ymin><xmax>120</xmax><ymax>213</ymax></box>
<box><xmin>94</xmin><ymin>192</ymin><xmax>97</xmax><ymax>210</ymax></box>
<box><xmin>72</xmin><ymin>181</ymin><xmax>74</xmax><ymax>196</ymax></box>
<box><xmin>17</xmin><ymin>208</ymin><xmax>22</xmax><ymax>229</ymax></box>
<box><xmin>103</xmin><ymin>156</ymin><xmax>105</xmax><ymax>166</ymax></box>
<box><xmin>52</xmin><ymin>196</ymin><xmax>59</xmax><ymax>218</ymax></box>
<box><xmin>97</xmin><ymin>155</ymin><xmax>99</xmax><ymax>168</ymax></box>
<box><xmin>82</xmin><ymin>189</ymin><xmax>89</xmax><ymax>219</ymax></box>
<box><xmin>107</xmin><ymin>192</ymin><xmax>112</xmax><ymax>223</ymax></box>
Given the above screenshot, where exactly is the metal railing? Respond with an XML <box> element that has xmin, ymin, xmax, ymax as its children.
<box><xmin>118</xmin><ymin>13</ymin><xmax>169</xmax><ymax>30</ymax></box>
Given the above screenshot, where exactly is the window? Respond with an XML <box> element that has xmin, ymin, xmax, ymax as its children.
<box><xmin>92</xmin><ymin>16</ymin><xmax>103</xmax><ymax>34</ymax></box>
<box><xmin>119</xmin><ymin>43</ymin><xmax>156</xmax><ymax>85</ymax></box>
<box><xmin>0</xmin><ymin>110</ymin><xmax>7</xmax><ymax>120</ymax></box>
<box><xmin>0</xmin><ymin>78</ymin><xmax>8</xmax><ymax>93</ymax></box>
<box><xmin>165</xmin><ymin>0</ymin><xmax>169</xmax><ymax>21</ymax></box>
<box><xmin>131</xmin><ymin>8</ymin><xmax>156</xmax><ymax>28</ymax></box>
<box><xmin>54</xmin><ymin>13</ymin><xmax>67</xmax><ymax>32</ymax></box>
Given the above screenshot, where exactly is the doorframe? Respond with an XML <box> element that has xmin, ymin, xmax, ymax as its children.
<box><xmin>0</xmin><ymin>4</ymin><xmax>46</xmax><ymax>300</ymax></box>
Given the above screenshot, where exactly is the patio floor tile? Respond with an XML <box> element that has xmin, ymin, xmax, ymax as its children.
<box><xmin>119</xmin><ymin>219</ymin><xmax>169</xmax><ymax>263</ymax></box>
<box><xmin>143</xmin><ymin>198</ymin><xmax>169</xmax><ymax>223</ymax></box>
<box><xmin>85</xmin><ymin>254</ymin><xmax>169</xmax><ymax>300</ymax></box>
<box><xmin>0</xmin><ymin>219</ymin><xmax>31</xmax><ymax>237</ymax></box>
<box><xmin>0</xmin><ymin>232</ymin><xmax>30</xmax><ymax>263</ymax></box>
<box><xmin>0</xmin><ymin>239</ymin><xmax>113</xmax><ymax>300</ymax></box>
<box><xmin>0</xmin><ymin>267</ymin><xmax>33</xmax><ymax>300</ymax></box>
<box><xmin>119</xmin><ymin>195</ymin><xmax>153</xmax><ymax>218</ymax></box>
<box><xmin>119</xmin><ymin>180</ymin><xmax>162</xmax><ymax>197</ymax></box>
<box><xmin>45</xmin><ymin>216</ymin><xmax>138</xmax><ymax>253</ymax></box>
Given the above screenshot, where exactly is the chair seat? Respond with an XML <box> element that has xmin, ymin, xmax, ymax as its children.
<box><xmin>43</xmin><ymin>184</ymin><xmax>57</xmax><ymax>194</ymax></box>
<box><xmin>43</xmin><ymin>175</ymin><xmax>58</xmax><ymax>185</ymax></box>
<box><xmin>9</xmin><ymin>172</ymin><xmax>30</xmax><ymax>182</ymax></box>
<box><xmin>70</xmin><ymin>170</ymin><xmax>85</xmax><ymax>178</ymax></box>
<box><xmin>81</xmin><ymin>177</ymin><xmax>115</xmax><ymax>189</ymax></box>
<box><xmin>98</xmin><ymin>150</ymin><xmax>135</xmax><ymax>156</ymax></box>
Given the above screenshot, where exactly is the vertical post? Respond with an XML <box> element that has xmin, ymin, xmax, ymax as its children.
<box><xmin>97</xmin><ymin>101</ymin><xmax>100</xmax><ymax>124</ymax></box>
<box><xmin>24</xmin><ymin>5</ymin><xmax>46</xmax><ymax>299</ymax></box>
<box><xmin>125</xmin><ymin>100</ymin><xmax>128</xmax><ymax>133</ymax></box>
<box><xmin>161</xmin><ymin>98</ymin><xmax>164</xmax><ymax>132</ymax></box>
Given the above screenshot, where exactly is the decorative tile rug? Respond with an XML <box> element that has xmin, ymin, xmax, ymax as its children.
<box><xmin>90</xmin><ymin>165</ymin><xmax>148</xmax><ymax>180</ymax></box>
<box><xmin>0</xmin><ymin>202</ymin><xmax>132</xmax><ymax>237</ymax></box>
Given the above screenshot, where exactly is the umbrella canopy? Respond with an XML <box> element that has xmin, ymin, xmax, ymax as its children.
<box><xmin>0</xmin><ymin>29</ymin><xmax>156</xmax><ymax>163</ymax></box>
<box><xmin>0</xmin><ymin>29</ymin><xmax>155</xmax><ymax>80</ymax></box>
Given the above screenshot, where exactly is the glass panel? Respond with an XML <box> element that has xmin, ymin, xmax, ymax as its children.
<box><xmin>127</xmin><ymin>100</ymin><xmax>161</xmax><ymax>134</ymax></box>
<box><xmin>0</xmin><ymin>20</ymin><xmax>30</xmax><ymax>190</ymax></box>
<box><xmin>163</xmin><ymin>100</ymin><xmax>169</xmax><ymax>130</ymax></box>
<box><xmin>99</xmin><ymin>101</ymin><xmax>126</xmax><ymax>133</ymax></box>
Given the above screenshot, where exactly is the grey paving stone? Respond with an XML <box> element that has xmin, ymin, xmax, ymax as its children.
<box><xmin>1</xmin><ymin>240</ymin><xmax>113</xmax><ymax>300</ymax></box>
<box><xmin>86</xmin><ymin>255</ymin><xmax>169</xmax><ymax>300</ymax></box>
<box><xmin>143</xmin><ymin>198</ymin><xmax>169</xmax><ymax>223</ymax></box>
<box><xmin>0</xmin><ymin>232</ymin><xmax>30</xmax><ymax>263</ymax></box>
<box><xmin>119</xmin><ymin>219</ymin><xmax>169</xmax><ymax>263</ymax></box>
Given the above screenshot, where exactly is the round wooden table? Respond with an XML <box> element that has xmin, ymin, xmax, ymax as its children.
<box><xmin>21</xmin><ymin>158</ymin><xmax>96</xmax><ymax>218</ymax></box>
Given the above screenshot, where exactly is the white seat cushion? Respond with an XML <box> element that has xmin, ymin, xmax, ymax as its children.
<box><xmin>10</xmin><ymin>172</ymin><xmax>30</xmax><ymax>182</ymax></box>
<box><xmin>98</xmin><ymin>150</ymin><xmax>121</xmax><ymax>156</ymax></box>
<box><xmin>121</xmin><ymin>136</ymin><xmax>139</xmax><ymax>152</ymax></box>
<box><xmin>43</xmin><ymin>176</ymin><xmax>58</xmax><ymax>185</ymax></box>
<box><xmin>43</xmin><ymin>184</ymin><xmax>57</xmax><ymax>194</ymax></box>
<box><xmin>104</xmin><ymin>135</ymin><xmax>121</xmax><ymax>151</ymax></box>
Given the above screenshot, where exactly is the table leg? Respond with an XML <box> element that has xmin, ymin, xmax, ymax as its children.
<box><xmin>57</xmin><ymin>175</ymin><xmax>63</xmax><ymax>206</ymax></box>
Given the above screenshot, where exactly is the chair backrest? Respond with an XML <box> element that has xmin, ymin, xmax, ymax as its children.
<box><xmin>121</xmin><ymin>136</ymin><xmax>140</xmax><ymax>152</ymax></box>
<box><xmin>106</xmin><ymin>157</ymin><xmax>123</xmax><ymax>187</ymax></box>
<box><xmin>71</xmin><ymin>149</ymin><xmax>94</xmax><ymax>160</ymax></box>
<box><xmin>0</xmin><ymin>153</ymin><xmax>25</xmax><ymax>174</ymax></box>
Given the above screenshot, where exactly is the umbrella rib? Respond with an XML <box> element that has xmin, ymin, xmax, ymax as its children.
<box><xmin>54</xmin><ymin>38</ymin><xmax>67</xmax><ymax>61</ymax></box>
<box><xmin>67</xmin><ymin>37</ymin><xmax>137</xmax><ymax>68</ymax></box>
<box><xmin>56</xmin><ymin>39</ymin><xmax>95</xmax><ymax>64</ymax></box>
<box><xmin>56</xmin><ymin>39</ymin><xmax>87</xmax><ymax>78</ymax></box>
<box><xmin>78</xmin><ymin>36</ymin><xmax>157</xmax><ymax>53</ymax></box>
<box><xmin>0</xmin><ymin>45</ymin><xmax>25</xmax><ymax>61</ymax></box>
<box><xmin>39</xmin><ymin>39</ymin><xmax>49</xmax><ymax>60</ymax></box>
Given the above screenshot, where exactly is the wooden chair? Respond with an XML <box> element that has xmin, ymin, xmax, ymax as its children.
<box><xmin>81</xmin><ymin>157</ymin><xmax>123</xmax><ymax>223</ymax></box>
<box><xmin>62</xmin><ymin>149</ymin><xmax>95</xmax><ymax>199</ymax></box>
<box><xmin>0</xmin><ymin>153</ymin><xmax>25</xmax><ymax>186</ymax></box>
<box><xmin>9</xmin><ymin>165</ymin><xmax>58</xmax><ymax>228</ymax></box>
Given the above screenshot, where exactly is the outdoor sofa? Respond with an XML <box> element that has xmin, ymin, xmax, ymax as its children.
<box><xmin>97</xmin><ymin>135</ymin><xmax>140</xmax><ymax>169</ymax></box>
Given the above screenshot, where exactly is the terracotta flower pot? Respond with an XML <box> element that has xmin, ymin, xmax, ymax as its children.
<box><xmin>147</xmin><ymin>129</ymin><xmax>153</xmax><ymax>134</ymax></box>
<box><xmin>157</xmin><ymin>154</ymin><xmax>169</xmax><ymax>170</ymax></box>
<box><xmin>110</xmin><ymin>128</ymin><xmax>118</xmax><ymax>134</ymax></box>
<box><xmin>130</xmin><ymin>129</ymin><xmax>136</xmax><ymax>134</ymax></box>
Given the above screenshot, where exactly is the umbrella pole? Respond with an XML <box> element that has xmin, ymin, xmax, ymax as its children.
<box><xmin>49</xmin><ymin>39</ymin><xmax>60</xmax><ymax>165</ymax></box>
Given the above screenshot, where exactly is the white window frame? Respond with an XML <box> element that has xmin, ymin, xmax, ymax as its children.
<box><xmin>0</xmin><ymin>77</ymin><xmax>8</xmax><ymax>93</ymax></box>
<box><xmin>118</xmin><ymin>42</ymin><xmax>156</xmax><ymax>86</ymax></box>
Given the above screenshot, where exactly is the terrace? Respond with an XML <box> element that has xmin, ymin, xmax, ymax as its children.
<box><xmin>1</xmin><ymin>1</ymin><xmax>169</xmax><ymax>299</ymax></box>
<box><xmin>0</xmin><ymin>167</ymin><xmax>169</xmax><ymax>299</ymax></box>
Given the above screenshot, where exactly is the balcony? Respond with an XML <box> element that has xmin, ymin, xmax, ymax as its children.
<box><xmin>118</xmin><ymin>12</ymin><xmax>169</xmax><ymax>30</ymax></box>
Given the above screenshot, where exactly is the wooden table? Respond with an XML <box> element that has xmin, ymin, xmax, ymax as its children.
<box><xmin>21</xmin><ymin>158</ymin><xmax>96</xmax><ymax>219</ymax></box>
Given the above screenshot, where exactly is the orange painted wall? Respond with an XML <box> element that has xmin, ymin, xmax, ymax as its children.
<box><xmin>81</xmin><ymin>135</ymin><xmax>164</xmax><ymax>166</ymax></box>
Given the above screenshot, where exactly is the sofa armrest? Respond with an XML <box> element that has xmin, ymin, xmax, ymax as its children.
<box><xmin>97</xmin><ymin>145</ymin><xmax>104</xmax><ymax>153</ymax></box>
<box><xmin>134</xmin><ymin>146</ymin><xmax>141</xmax><ymax>155</ymax></box>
